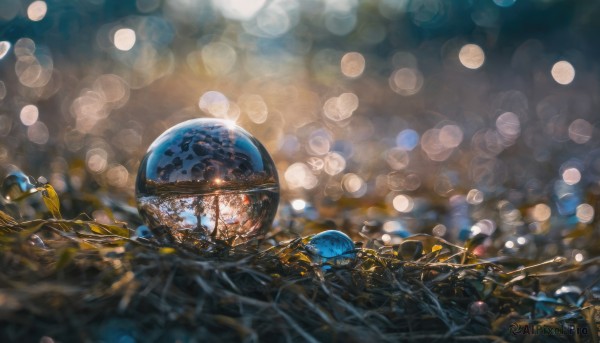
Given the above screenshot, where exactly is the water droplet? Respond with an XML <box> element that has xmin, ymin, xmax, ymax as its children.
<box><xmin>397</xmin><ymin>240</ymin><xmax>423</xmax><ymax>260</ymax></box>
<box><xmin>1</xmin><ymin>170</ymin><xmax>37</xmax><ymax>202</ymax></box>
<box><xmin>468</xmin><ymin>301</ymin><xmax>488</xmax><ymax>316</ymax></box>
<box><xmin>135</xmin><ymin>225</ymin><xmax>152</xmax><ymax>239</ymax></box>
<box><xmin>305</xmin><ymin>230</ymin><xmax>356</xmax><ymax>269</ymax></box>
<box><xmin>554</xmin><ymin>285</ymin><xmax>582</xmax><ymax>306</ymax></box>
<box><xmin>28</xmin><ymin>234</ymin><xmax>46</xmax><ymax>248</ymax></box>
<box><xmin>136</xmin><ymin>119</ymin><xmax>279</xmax><ymax>246</ymax></box>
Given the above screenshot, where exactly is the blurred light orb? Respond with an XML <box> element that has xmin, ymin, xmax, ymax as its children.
<box><xmin>291</xmin><ymin>199</ymin><xmax>306</xmax><ymax>211</ymax></box>
<box><xmin>342</xmin><ymin>173</ymin><xmax>367</xmax><ymax>197</ymax></box>
<box><xmin>27</xmin><ymin>121</ymin><xmax>49</xmax><ymax>145</ymax></box>
<box><xmin>568</xmin><ymin>119</ymin><xmax>592</xmax><ymax>144</ymax></box>
<box><xmin>256</xmin><ymin>5</ymin><xmax>291</xmax><ymax>37</ymax></box>
<box><xmin>338</xmin><ymin>92</ymin><xmax>359</xmax><ymax>115</ymax></box>
<box><xmin>389</xmin><ymin>68</ymin><xmax>423</xmax><ymax>96</ymax></box>
<box><xmin>106</xmin><ymin>164</ymin><xmax>129</xmax><ymax>188</ymax></box>
<box><xmin>323</xmin><ymin>93</ymin><xmax>359</xmax><ymax>121</ymax></box>
<box><xmin>20</xmin><ymin>105</ymin><xmax>39</xmax><ymax>126</ymax></box>
<box><xmin>305</xmin><ymin>230</ymin><xmax>356</xmax><ymax>269</ymax></box>
<box><xmin>1</xmin><ymin>170</ymin><xmax>36</xmax><ymax>202</ymax></box>
<box><xmin>199</xmin><ymin>91</ymin><xmax>230</xmax><ymax>118</ymax></box>
<box><xmin>551</xmin><ymin>60</ymin><xmax>575</xmax><ymax>85</ymax></box>
<box><xmin>432</xmin><ymin>224</ymin><xmax>447</xmax><ymax>237</ymax></box>
<box><xmin>239</xmin><ymin>94</ymin><xmax>268</xmax><ymax>124</ymax></box>
<box><xmin>576</xmin><ymin>203</ymin><xmax>594</xmax><ymax>223</ymax></box>
<box><xmin>27</xmin><ymin>1</ymin><xmax>47</xmax><ymax>22</ymax></box>
<box><xmin>308</xmin><ymin>133</ymin><xmax>331</xmax><ymax>156</ymax></box>
<box><xmin>385</xmin><ymin>148</ymin><xmax>409</xmax><ymax>170</ymax></box>
<box><xmin>0</xmin><ymin>41</ymin><xmax>11</xmax><ymax>59</ymax></box>
<box><xmin>136</xmin><ymin>0</ymin><xmax>161</xmax><ymax>13</ymax></box>
<box><xmin>459</xmin><ymin>44</ymin><xmax>485</xmax><ymax>69</ymax></box>
<box><xmin>340</xmin><ymin>52</ymin><xmax>365</xmax><ymax>78</ymax></box>
<box><xmin>496</xmin><ymin>112</ymin><xmax>521</xmax><ymax>141</ymax></box>
<box><xmin>324</xmin><ymin>152</ymin><xmax>346</xmax><ymax>175</ymax></box>
<box><xmin>381</xmin><ymin>233</ymin><xmax>391</xmax><ymax>243</ymax></box>
<box><xmin>396</xmin><ymin>129</ymin><xmax>419</xmax><ymax>151</ymax></box>
<box><xmin>14</xmin><ymin>38</ymin><xmax>35</xmax><ymax>57</ymax></box>
<box><xmin>562</xmin><ymin>167</ymin><xmax>581</xmax><ymax>185</ymax></box>
<box><xmin>285</xmin><ymin>162</ymin><xmax>318</xmax><ymax>189</ymax></box>
<box><xmin>493</xmin><ymin>0</ymin><xmax>516</xmax><ymax>7</ymax></box>
<box><xmin>213</xmin><ymin>0</ymin><xmax>265</xmax><ymax>21</ymax></box>
<box><xmin>393</xmin><ymin>194</ymin><xmax>414</xmax><ymax>213</ymax></box>
<box><xmin>466</xmin><ymin>189</ymin><xmax>484</xmax><ymax>205</ymax></box>
<box><xmin>114</xmin><ymin>28</ymin><xmax>136</xmax><ymax>51</ymax></box>
<box><xmin>86</xmin><ymin>148</ymin><xmax>108</xmax><ymax>173</ymax></box>
<box><xmin>201</xmin><ymin>42</ymin><xmax>237</xmax><ymax>76</ymax></box>
<box><xmin>325</xmin><ymin>12</ymin><xmax>357</xmax><ymax>36</ymax></box>
<box><xmin>439</xmin><ymin>124</ymin><xmax>463</xmax><ymax>148</ymax></box>
<box><xmin>306</xmin><ymin>157</ymin><xmax>324</xmax><ymax>171</ymax></box>
<box><xmin>532</xmin><ymin>203</ymin><xmax>551</xmax><ymax>222</ymax></box>
<box><xmin>136</xmin><ymin>119</ymin><xmax>279</xmax><ymax>246</ymax></box>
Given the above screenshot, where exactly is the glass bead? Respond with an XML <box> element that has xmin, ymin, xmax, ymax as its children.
<box><xmin>305</xmin><ymin>230</ymin><xmax>356</xmax><ymax>268</ymax></box>
<box><xmin>136</xmin><ymin>119</ymin><xmax>279</xmax><ymax>246</ymax></box>
<box><xmin>1</xmin><ymin>170</ymin><xmax>37</xmax><ymax>202</ymax></box>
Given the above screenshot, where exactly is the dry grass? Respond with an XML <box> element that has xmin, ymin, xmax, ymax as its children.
<box><xmin>0</xmin><ymin>186</ymin><xmax>598</xmax><ymax>342</ymax></box>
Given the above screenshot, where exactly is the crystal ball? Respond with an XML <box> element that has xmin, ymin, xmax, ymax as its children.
<box><xmin>1</xmin><ymin>170</ymin><xmax>36</xmax><ymax>202</ymax></box>
<box><xmin>305</xmin><ymin>230</ymin><xmax>356</xmax><ymax>268</ymax></box>
<box><xmin>136</xmin><ymin>118</ymin><xmax>279</xmax><ymax>246</ymax></box>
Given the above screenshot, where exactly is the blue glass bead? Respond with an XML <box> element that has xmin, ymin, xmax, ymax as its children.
<box><xmin>1</xmin><ymin>170</ymin><xmax>37</xmax><ymax>202</ymax></box>
<box><xmin>305</xmin><ymin>230</ymin><xmax>356</xmax><ymax>268</ymax></box>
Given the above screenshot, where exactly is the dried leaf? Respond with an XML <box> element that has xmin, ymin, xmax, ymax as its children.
<box><xmin>159</xmin><ymin>247</ymin><xmax>176</xmax><ymax>255</ymax></box>
<box><xmin>0</xmin><ymin>210</ymin><xmax>18</xmax><ymax>227</ymax></box>
<box><xmin>40</xmin><ymin>184</ymin><xmax>62</xmax><ymax>219</ymax></box>
<box><xmin>88</xmin><ymin>223</ymin><xmax>130</xmax><ymax>238</ymax></box>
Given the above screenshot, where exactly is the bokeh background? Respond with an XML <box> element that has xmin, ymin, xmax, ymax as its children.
<box><xmin>1</xmin><ymin>0</ymin><xmax>599</xmax><ymax>265</ymax></box>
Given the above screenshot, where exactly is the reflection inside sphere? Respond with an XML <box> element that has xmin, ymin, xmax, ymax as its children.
<box><xmin>136</xmin><ymin>118</ymin><xmax>279</xmax><ymax>246</ymax></box>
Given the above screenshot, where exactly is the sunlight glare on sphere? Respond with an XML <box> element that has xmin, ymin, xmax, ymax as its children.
<box><xmin>459</xmin><ymin>44</ymin><xmax>485</xmax><ymax>69</ymax></box>
<box><xmin>27</xmin><ymin>1</ymin><xmax>47</xmax><ymax>22</ymax></box>
<box><xmin>340</xmin><ymin>52</ymin><xmax>366</xmax><ymax>78</ymax></box>
<box><xmin>551</xmin><ymin>60</ymin><xmax>575</xmax><ymax>85</ymax></box>
<box><xmin>114</xmin><ymin>28</ymin><xmax>136</xmax><ymax>51</ymax></box>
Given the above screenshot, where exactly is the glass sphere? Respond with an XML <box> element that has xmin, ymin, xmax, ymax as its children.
<box><xmin>1</xmin><ymin>170</ymin><xmax>36</xmax><ymax>202</ymax></box>
<box><xmin>136</xmin><ymin>118</ymin><xmax>279</xmax><ymax>246</ymax></box>
<box><xmin>468</xmin><ymin>301</ymin><xmax>489</xmax><ymax>316</ymax></box>
<box><xmin>553</xmin><ymin>285</ymin><xmax>582</xmax><ymax>305</ymax></box>
<box><xmin>305</xmin><ymin>230</ymin><xmax>356</xmax><ymax>268</ymax></box>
